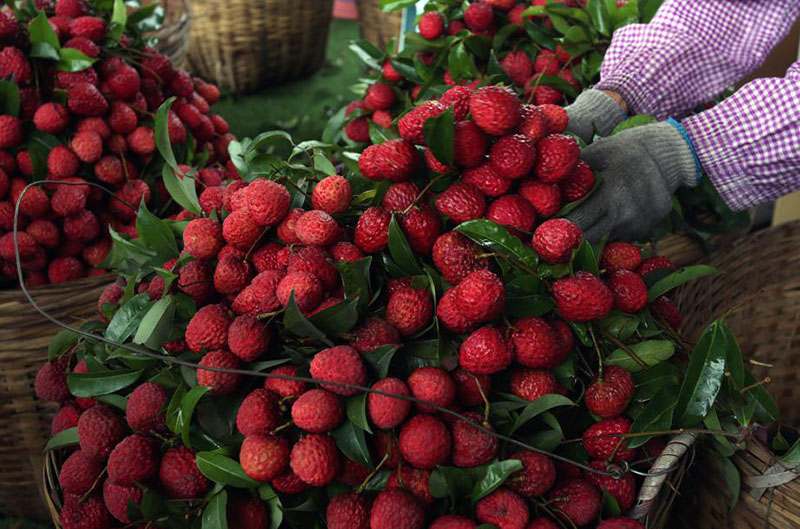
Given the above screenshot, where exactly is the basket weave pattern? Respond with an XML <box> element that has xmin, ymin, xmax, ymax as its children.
<box><xmin>187</xmin><ymin>0</ymin><xmax>334</xmax><ymax>93</ymax></box>
<box><xmin>146</xmin><ymin>0</ymin><xmax>192</xmax><ymax>69</ymax></box>
<box><xmin>356</xmin><ymin>0</ymin><xmax>402</xmax><ymax>52</ymax></box>
<box><xmin>0</xmin><ymin>275</ymin><xmax>112</xmax><ymax>519</ymax></box>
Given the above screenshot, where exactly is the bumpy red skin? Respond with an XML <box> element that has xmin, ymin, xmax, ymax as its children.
<box><xmin>518</xmin><ymin>105</ymin><xmax>549</xmax><ymax>143</ymax></box>
<box><xmin>185</xmin><ymin>304</ymin><xmax>230</xmax><ymax>352</ymax></box>
<box><xmin>651</xmin><ymin>296</ymin><xmax>682</xmax><ymax>329</ymax></box>
<box><xmin>490</xmin><ymin>134</ymin><xmax>536</xmax><ymax>179</ymax></box>
<box><xmin>608</xmin><ymin>270</ymin><xmax>649</xmax><ymax>313</ymax></box>
<box><xmin>246</xmin><ymin>179</ymin><xmax>290</xmax><ymax>227</ymax></box>
<box><xmin>437</xmin><ymin>287</ymin><xmax>478</xmax><ymax>334</ymax></box>
<box><xmin>464</xmin><ymin>2</ymin><xmax>495</xmax><ymax>31</ymax></box>
<box><xmin>583</xmin><ymin>460</ymin><xmax>636</xmax><ymax>512</ymax></box>
<box><xmin>364</xmin><ymin>82</ymin><xmax>397</xmax><ymax>111</ymax></box>
<box><xmin>526</xmin><ymin>518</ymin><xmax>559</xmax><ymax>529</ymax></box>
<box><xmin>560</xmin><ymin>160</ymin><xmax>596</xmax><ymax>201</ymax></box>
<box><xmin>290</xmin><ymin>433</ymin><xmax>341</xmax><ymax>486</ymax></box>
<box><xmin>455</xmin><ymin>269</ymin><xmax>505</xmax><ymax>323</ymax></box>
<box><xmin>103</xmin><ymin>480</ymin><xmax>142</xmax><ymax>523</ymax></box>
<box><xmin>399</xmin><ymin>205</ymin><xmax>441</xmax><ymax>254</ymax></box>
<box><xmin>418</xmin><ymin>11</ymin><xmax>444</xmax><ymax>39</ymax></box>
<box><xmin>370</xmin><ymin>489</ymin><xmax>425</xmax><ymax>529</ymax></box>
<box><xmin>265</xmin><ymin>364</ymin><xmax>308</xmax><ymax>397</ymax></box>
<box><xmin>552</xmin><ymin>271</ymin><xmax>614</xmax><ymax>322</ymax></box>
<box><xmin>326</xmin><ymin>493</ymin><xmax>370</xmax><ymax>529</ymax></box>
<box><xmin>34</xmin><ymin>360</ymin><xmax>71</xmax><ymax>403</ymax></box>
<box><xmin>384</xmin><ymin>466</ymin><xmax>432</xmax><ymax>507</ymax></box>
<box><xmin>107</xmin><ymin>434</ymin><xmax>159</xmax><ymax>485</ymax></box>
<box><xmin>223</xmin><ymin>209</ymin><xmax>262</xmax><ymax>250</ymax></box>
<box><xmin>59</xmin><ymin>450</ymin><xmax>104</xmax><ymax>495</ymax></box>
<box><xmin>535</xmin><ymin>134</ymin><xmax>580</xmax><ymax>182</ymax></box>
<box><xmin>476</xmin><ymin>488</ymin><xmax>530</xmax><ymax>529</ymax></box>
<box><xmin>291</xmin><ymin>389</ymin><xmax>343</xmax><ymax>433</ymax></box>
<box><xmin>532</xmin><ymin>218</ymin><xmax>583</xmax><ymax>264</ymax></box>
<box><xmin>240</xmin><ymin>434</ymin><xmax>291</xmax><ymax>482</ymax></box>
<box><xmin>399</xmin><ymin>414</ymin><xmax>452</xmax><ymax>469</ymax></box>
<box><xmin>583</xmin><ymin>417</ymin><xmax>637</xmax><ymax>462</ymax></box>
<box><xmin>312</xmin><ymin>175</ymin><xmax>351</xmax><ymax>214</ymax></box>
<box><xmin>182</xmin><ymin>218</ymin><xmax>223</xmax><ymax>260</ymax></box>
<box><xmin>408</xmin><ymin>366</ymin><xmax>455</xmax><ymax>413</ymax></box>
<box><xmin>636</xmin><ymin>256</ymin><xmax>676</xmax><ymax>276</ymax></box>
<box><xmin>78</xmin><ymin>405</ymin><xmax>127</xmax><ymax>461</ymax></box>
<box><xmin>440</xmin><ymin>86</ymin><xmax>472</xmax><ymax>121</ymax></box>
<box><xmin>228</xmin><ymin>315</ymin><xmax>271</xmax><ymax>361</ymax></box>
<box><xmin>509</xmin><ymin>368</ymin><xmax>563</xmax><ymax>402</ymax></box>
<box><xmin>430</xmin><ymin>515</ymin><xmax>476</xmax><ymax>529</ymax></box>
<box><xmin>507</xmin><ymin>451</ymin><xmax>556</xmax><ymax>498</ymax></box>
<box><xmin>398</xmin><ymin>100</ymin><xmax>447</xmax><ymax>145</ymax></box>
<box><xmin>196</xmin><ymin>350</ymin><xmax>242</xmax><ymax>395</ymax></box>
<box><xmin>548</xmin><ymin>478</ymin><xmax>602</xmax><ymax>527</ymax></box>
<box><xmin>52</xmin><ymin>404</ymin><xmax>82</xmax><ymax>435</ymax></box>
<box><xmin>214</xmin><ymin>256</ymin><xmax>252</xmax><ymax>295</ymax></box>
<box><xmin>236</xmin><ymin>388</ymin><xmax>282</xmax><ymax>436</ymax></box>
<box><xmin>470</xmin><ymin>86</ymin><xmax>521</xmax><ymax>136</ymax></box>
<box><xmin>452</xmin><ymin>411</ymin><xmax>498</xmax><ymax>468</ymax></box>
<box><xmin>463</xmin><ymin>162</ymin><xmax>511</xmax><ymax>197</ymax></box>
<box><xmin>386</xmin><ymin>286</ymin><xmax>433</xmax><ymax>336</ymax></box>
<box><xmin>227</xmin><ymin>496</ymin><xmax>269</xmax><ymax>529</ymax></box>
<box><xmin>510</xmin><ymin>316</ymin><xmax>565</xmax><ymax>368</ymax></box>
<box><xmin>309</xmin><ymin>345</ymin><xmax>367</xmax><ymax>396</ymax></box>
<box><xmin>295</xmin><ymin>209</ymin><xmax>339</xmax><ymax>246</ymax></box>
<box><xmin>435</xmin><ymin>182</ymin><xmax>486</xmax><ymax>224</ymax></box>
<box><xmin>460</xmin><ymin>326</ymin><xmax>513</xmax><ymax>375</ymax></box>
<box><xmin>277</xmin><ymin>270</ymin><xmax>324</xmax><ymax>313</ymax></box>
<box><xmin>600</xmin><ymin>241</ymin><xmax>642</xmax><ymax>272</ymax></box>
<box><xmin>354</xmin><ymin>206</ymin><xmax>391</xmax><ymax>253</ymax></box>
<box><xmin>272</xmin><ymin>470</ymin><xmax>309</xmax><ymax>494</ymax></box>
<box><xmin>453</xmin><ymin>369</ymin><xmax>491</xmax><ymax>407</ymax></box>
<box><xmin>358</xmin><ymin>139</ymin><xmax>420</xmax><ymax>182</ymax></box>
<box><xmin>59</xmin><ymin>494</ymin><xmax>111</xmax><ymax>529</ymax></box>
<box><xmin>350</xmin><ymin>317</ymin><xmax>400</xmax><ymax>353</ymax></box>
<box><xmin>486</xmin><ymin>194</ymin><xmax>537</xmax><ymax>235</ymax></box>
<box><xmin>454</xmin><ymin>120</ymin><xmax>489</xmax><ymax>168</ymax></box>
<box><xmin>159</xmin><ymin>446</ymin><xmax>211</xmax><ymax>499</ymax></box>
<box><xmin>432</xmin><ymin>232</ymin><xmax>489</xmax><ymax>285</ymax></box>
<box><xmin>367</xmin><ymin>377</ymin><xmax>411</xmax><ymax>429</ymax></box>
<box><xmin>596</xmin><ymin>518</ymin><xmax>646</xmax><ymax>529</ymax></box>
<box><xmin>519</xmin><ymin>179</ymin><xmax>562</xmax><ymax>217</ymax></box>
<box><xmin>585</xmin><ymin>365</ymin><xmax>635</xmax><ymax>419</ymax></box>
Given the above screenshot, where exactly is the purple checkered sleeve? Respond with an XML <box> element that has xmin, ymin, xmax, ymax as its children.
<box><xmin>595</xmin><ymin>0</ymin><xmax>800</xmax><ymax>211</ymax></box>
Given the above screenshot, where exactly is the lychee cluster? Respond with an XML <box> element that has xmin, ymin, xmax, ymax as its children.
<box><xmin>0</xmin><ymin>0</ymin><xmax>229</xmax><ymax>286</ymax></box>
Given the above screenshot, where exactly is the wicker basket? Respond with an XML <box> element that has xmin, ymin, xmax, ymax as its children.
<box><xmin>666</xmin><ymin>221</ymin><xmax>800</xmax><ymax>529</ymax></box>
<box><xmin>356</xmin><ymin>0</ymin><xmax>403</xmax><ymax>52</ymax></box>
<box><xmin>0</xmin><ymin>274</ymin><xmax>112</xmax><ymax>520</ymax></box>
<box><xmin>145</xmin><ymin>0</ymin><xmax>192</xmax><ymax>69</ymax></box>
<box><xmin>187</xmin><ymin>0</ymin><xmax>334</xmax><ymax>93</ymax></box>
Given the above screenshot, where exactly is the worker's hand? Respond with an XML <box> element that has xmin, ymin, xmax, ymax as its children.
<box><xmin>566</xmin><ymin>122</ymin><xmax>699</xmax><ymax>242</ymax></box>
<box><xmin>565</xmin><ymin>89</ymin><xmax>628</xmax><ymax>144</ymax></box>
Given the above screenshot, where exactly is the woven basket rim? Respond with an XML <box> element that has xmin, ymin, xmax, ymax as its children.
<box><xmin>0</xmin><ymin>273</ymin><xmax>113</xmax><ymax>301</ymax></box>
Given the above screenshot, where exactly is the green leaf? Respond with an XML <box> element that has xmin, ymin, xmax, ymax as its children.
<box><xmin>349</xmin><ymin>39</ymin><xmax>384</xmax><ymax>70</ymax></box>
<box><xmin>429</xmin><ymin>466</ymin><xmax>473</xmax><ymax>504</ymax></box>
<box><xmin>389</xmin><ymin>57</ymin><xmax>423</xmax><ymax>84</ymax></box>
<box><xmin>108</xmin><ymin>0</ymin><xmax>127</xmax><ymax>42</ymax></box>
<box><xmin>332</xmin><ymin>420</ymin><xmax>371</xmax><ymax>467</ymax></box>
<box><xmin>161</xmin><ymin>164</ymin><xmax>201</xmax><ymax>216</ymax></box>
<box><xmin>57</xmin><ymin>47</ymin><xmax>97</xmax><ymax>72</ymax></box>
<box><xmin>29</xmin><ymin>11</ymin><xmax>60</xmax><ymax>60</ymax></box>
<box><xmin>346</xmin><ymin>393</ymin><xmax>372</xmax><ymax>433</ymax></box>
<box><xmin>423</xmin><ymin>107</ymin><xmax>454</xmax><ymax>167</ymax></box>
<box><xmin>312</xmin><ymin>151</ymin><xmax>337</xmax><ymax>175</ymax></box>
<box><xmin>180</xmin><ymin>386</ymin><xmax>211</xmax><ymax>447</ymax></box>
<box><xmin>605</xmin><ymin>340</ymin><xmax>674</xmax><ymax>372</ymax></box>
<box><xmin>639</xmin><ymin>0</ymin><xmax>661</xmax><ymax>23</ymax></box>
<box><xmin>601</xmin><ymin>489</ymin><xmax>622</xmax><ymax>517</ymax></box>
<box><xmin>572</xmin><ymin>238</ymin><xmax>599</xmax><ymax>276</ymax></box>
<box><xmin>648</xmin><ymin>265</ymin><xmax>717</xmax><ymax>302</ymax></box>
<box><xmin>713</xmin><ymin>450</ymin><xmax>741</xmax><ymax>512</ymax></box>
<box><xmin>379</xmin><ymin>0</ymin><xmax>417</xmax><ymax>12</ymax></box>
<box><xmin>307</xmin><ymin>298</ymin><xmax>360</xmax><ymax>336</ymax></box>
<box><xmin>447</xmin><ymin>41</ymin><xmax>473</xmax><ymax>84</ymax></box>
<box><xmin>675</xmin><ymin>321</ymin><xmax>727</xmax><ymax>427</ymax></box>
<box><xmin>258</xmin><ymin>485</ymin><xmax>284</xmax><ymax>529</ymax></box>
<box><xmin>336</xmin><ymin>257</ymin><xmax>372</xmax><ymax>310</ymax></box>
<box><xmin>283</xmin><ymin>292</ymin><xmax>333</xmax><ymax>346</ymax></box>
<box><xmin>362</xmin><ymin>344</ymin><xmax>400</xmax><ymax>378</ymax></box>
<box><xmin>154</xmin><ymin>98</ymin><xmax>181</xmax><ymax>166</ymax></box>
<box><xmin>509</xmin><ymin>394</ymin><xmax>575</xmax><ymax>435</ymax></box>
<box><xmin>611</xmin><ymin>114</ymin><xmax>658</xmax><ymax>135</ymax></box>
<box><xmin>628</xmin><ymin>386</ymin><xmax>678</xmax><ymax>448</ymax></box>
<box><xmin>44</xmin><ymin>427</ymin><xmax>79</xmax><ymax>452</ymax></box>
<box><xmin>633</xmin><ymin>361</ymin><xmax>681</xmax><ymax>402</ymax></box>
<box><xmin>135</xmin><ymin>202</ymin><xmax>178</xmax><ymax>261</ymax></box>
<box><xmin>742</xmin><ymin>370</ymin><xmax>778</xmax><ymax>422</ymax></box>
<box><xmin>456</xmin><ymin>219</ymin><xmax>539</xmax><ymax>271</ymax></box>
<box><xmin>472</xmin><ymin>459</ymin><xmax>524</xmax><ymax>502</ymax></box>
<box><xmin>67</xmin><ymin>369</ymin><xmax>143</xmax><ymax>397</ymax></box>
<box><xmin>719</xmin><ymin>320</ymin><xmax>745</xmax><ymax>388</ymax></box>
<box><xmin>132</xmin><ymin>296</ymin><xmax>175</xmax><ymax>350</ymax></box>
<box><xmin>504</xmin><ymin>294</ymin><xmax>555</xmax><ymax>318</ymax></box>
<box><xmin>0</xmin><ymin>80</ymin><xmax>20</xmax><ymax>116</ymax></box>
<box><xmin>48</xmin><ymin>329</ymin><xmax>80</xmax><ymax>360</ymax></box>
<box><xmin>128</xmin><ymin>4</ymin><xmax>159</xmax><ymax>25</ymax></box>
<box><xmin>166</xmin><ymin>384</ymin><xmax>187</xmax><ymax>435</ymax></box>
<box><xmin>587</xmin><ymin>0</ymin><xmax>610</xmax><ymax>36</ymax></box>
<box><xmin>196</xmin><ymin>452</ymin><xmax>260</xmax><ymax>488</ymax></box>
<box><xmin>388</xmin><ymin>215</ymin><xmax>423</xmax><ymax>275</ymax></box>
<box><xmin>202</xmin><ymin>491</ymin><xmax>228</xmax><ymax>529</ymax></box>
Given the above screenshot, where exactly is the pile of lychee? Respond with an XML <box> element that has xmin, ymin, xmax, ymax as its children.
<box><xmin>0</xmin><ymin>0</ymin><xmax>230</xmax><ymax>286</ymax></box>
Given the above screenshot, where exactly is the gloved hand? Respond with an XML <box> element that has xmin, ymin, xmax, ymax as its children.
<box><xmin>565</xmin><ymin>89</ymin><xmax>628</xmax><ymax>144</ymax></box>
<box><xmin>566</xmin><ymin>121</ymin><xmax>700</xmax><ymax>242</ymax></box>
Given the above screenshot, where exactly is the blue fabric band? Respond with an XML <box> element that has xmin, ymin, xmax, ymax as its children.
<box><xmin>666</xmin><ymin>117</ymin><xmax>702</xmax><ymax>183</ymax></box>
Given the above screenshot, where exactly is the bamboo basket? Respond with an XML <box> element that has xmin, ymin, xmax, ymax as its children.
<box><xmin>0</xmin><ymin>274</ymin><xmax>112</xmax><ymax>520</ymax></box>
<box><xmin>667</xmin><ymin>221</ymin><xmax>800</xmax><ymax>529</ymax></box>
<box><xmin>187</xmin><ymin>0</ymin><xmax>334</xmax><ymax>93</ymax></box>
<box><xmin>356</xmin><ymin>0</ymin><xmax>402</xmax><ymax>52</ymax></box>
<box><xmin>145</xmin><ymin>0</ymin><xmax>192</xmax><ymax>69</ymax></box>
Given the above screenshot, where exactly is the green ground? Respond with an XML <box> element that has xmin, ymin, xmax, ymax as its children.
<box><xmin>212</xmin><ymin>19</ymin><xmax>363</xmax><ymax>143</ymax></box>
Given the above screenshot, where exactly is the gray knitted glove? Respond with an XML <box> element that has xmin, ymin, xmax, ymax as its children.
<box><xmin>565</xmin><ymin>89</ymin><xmax>628</xmax><ymax>144</ymax></box>
<box><xmin>566</xmin><ymin>122</ymin><xmax>700</xmax><ymax>242</ymax></box>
